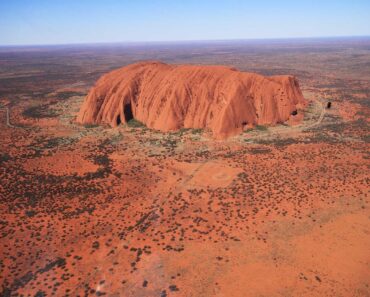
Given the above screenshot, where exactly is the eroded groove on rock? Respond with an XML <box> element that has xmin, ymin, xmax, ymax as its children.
<box><xmin>77</xmin><ymin>61</ymin><xmax>307</xmax><ymax>138</ymax></box>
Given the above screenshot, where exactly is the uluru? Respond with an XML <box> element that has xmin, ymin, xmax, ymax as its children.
<box><xmin>78</xmin><ymin>61</ymin><xmax>306</xmax><ymax>138</ymax></box>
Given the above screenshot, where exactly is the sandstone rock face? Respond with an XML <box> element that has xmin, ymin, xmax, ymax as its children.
<box><xmin>77</xmin><ymin>61</ymin><xmax>306</xmax><ymax>138</ymax></box>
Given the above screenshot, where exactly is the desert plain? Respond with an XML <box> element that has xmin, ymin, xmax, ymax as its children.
<box><xmin>0</xmin><ymin>37</ymin><xmax>369</xmax><ymax>296</ymax></box>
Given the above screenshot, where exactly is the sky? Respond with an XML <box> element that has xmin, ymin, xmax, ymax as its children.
<box><xmin>0</xmin><ymin>0</ymin><xmax>369</xmax><ymax>46</ymax></box>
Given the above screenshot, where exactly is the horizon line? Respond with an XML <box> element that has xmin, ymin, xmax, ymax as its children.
<box><xmin>1</xmin><ymin>35</ymin><xmax>370</xmax><ymax>48</ymax></box>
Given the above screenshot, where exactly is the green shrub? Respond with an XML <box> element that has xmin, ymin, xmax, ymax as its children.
<box><xmin>83</xmin><ymin>123</ymin><xmax>99</xmax><ymax>128</ymax></box>
<box><xmin>126</xmin><ymin>119</ymin><xmax>145</xmax><ymax>128</ymax></box>
<box><xmin>191</xmin><ymin>128</ymin><xmax>203</xmax><ymax>134</ymax></box>
<box><xmin>23</xmin><ymin>105</ymin><xmax>58</xmax><ymax>118</ymax></box>
<box><xmin>255</xmin><ymin>125</ymin><xmax>268</xmax><ymax>131</ymax></box>
<box><xmin>57</xmin><ymin>91</ymin><xmax>85</xmax><ymax>100</ymax></box>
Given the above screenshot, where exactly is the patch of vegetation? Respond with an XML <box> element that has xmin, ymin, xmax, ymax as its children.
<box><xmin>224</xmin><ymin>151</ymin><xmax>239</xmax><ymax>158</ymax></box>
<box><xmin>249</xmin><ymin>147</ymin><xmax>272</xmax><ymax>154</ymax></box>
<box><xmin>273</xmin><ymin>138</ymin><xmax>300</xmax><ymax>147</ymax></box>
<box><xmin>126</xmin><ymin>119</ymin><xmax>146</xmax><ymax>128</ymax></box>
<box><xmin>1</xmin><ymin>257</ymin><xmax>66</xmax><ymax>294</ymax></box>
<box><xmin>0</xmin><ymin>153</ymin><xmax>11</xmax><ymax>164</ymax></box>
<box><xmin>171</xmin><ymin>127</ymin><xmax>203</xmax><ymax>137</ymax></box>
<box><xmin>178</xmin><ymin>128</ymin><xmax>191</xmax><ymax>133</ymax></box>
<box><xmin>57</xmin><ymin>91</ymin><xmax>85</xmax><ymax>100</ymax></box>
<box><xmin>255</xmin><ymin>125</ymin><xmax>268</xmax><ymax>131</ymax></box>
<box><xmin>171</xmin><ymin>128</ymin><xmax>190</xmax><ymax>137</ymax></box>
<box><xmin>191</xmin><ymin>128</ymin><xmax>203</xmax><ymax>134</ymax></box>
<box><xmin>93</xmin><ymin>155</ymin><xmax>110</xmax><ymax>167</ymax></box>
<box><xmin>25</xmin><ymin>210</ymin><xmax>37</xmax><ymax>218</ymax></box>
<box><xmin>308</xmin><ymin>121</ymin><xmax>346</xmax><ymax>134</ymax></box>
<box><xmin>308</xmin><ymin>132</ymin><xmax>340</xmax><ymax>144</ymax></box>
<box><xmin>110</xmin><ymin>132</ymin><xmax>123</xmax><ymax>144</ymax></box>
<box><xmin>1</xmin><ymin>158</ymin><xmax>105</xmax><ymax>211</ymax></box>
<box><xmin>25</xmin><ymin>136</ymin><xmax>77</xmax><ymax>158</ymax></box>
<box><xmin>164</xmin><ymin>139</ymin><xmax>177</xmax><ymax>148</ymax></box>
<box><xmin>42</xmin><ymin>137</ymin><xmax>74</xmax><ymax>149</ymax></box>
<box><xmin>361</xmin><ymin>134</ymin><xmax>370</xmax><ymax>143</ymax></box>
<box><xmin>254</xmin><ymin>137</ymin><xmax>299</xmax><ymax>147</ymax></box>
<box><xmin>22</xmin><ymin>104</ymin><xmax>58</xmax><ymax>119</ymax></box>
<box><xmin>83</xmin><ymin>123</ymin><xmax>99</xmax><ymax>128</ymax></box>
<box><xmin>243</xmin><ymin>128</ymin><xmax>254</xmax><ymax>133</ymax></box>
<box><xmin>237</xmin><ymin>172</ymin><xmax>248</xmax><ymax>179</ymax></box>
<box><xmin>195</xmin><ymin>149</ymin><xmax>210</xmax><ymax>159</ymax></box>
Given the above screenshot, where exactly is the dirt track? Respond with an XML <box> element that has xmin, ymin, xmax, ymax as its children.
<box><xmin>0</xmin><ymin>106</ymin><xmax>16</xmax><ymax>128</ymax></box>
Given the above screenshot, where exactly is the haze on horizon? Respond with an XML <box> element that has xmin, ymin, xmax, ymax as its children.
<box><xmin>1</xmin><ymin>0</ymin><xmax>370</xmax><ymax>46</ymax></box>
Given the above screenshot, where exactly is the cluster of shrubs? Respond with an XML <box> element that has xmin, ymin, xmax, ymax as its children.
<box><xmin>22</xmin><ymin>105</ymin><xmax>58</xmax><ymax>119</ymax></box>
